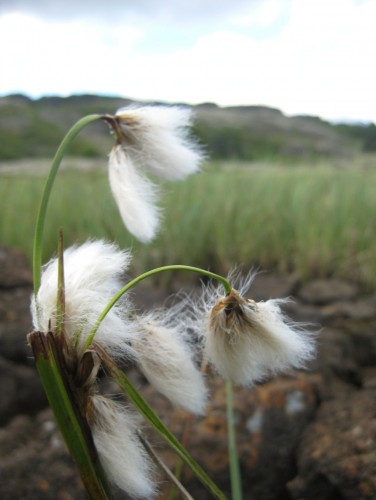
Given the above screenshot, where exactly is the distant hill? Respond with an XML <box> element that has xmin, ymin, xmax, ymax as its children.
<box><xmin>0</xmin><ymin>93</ymin><xmax>374</xmax><ymax>161</ymax></box>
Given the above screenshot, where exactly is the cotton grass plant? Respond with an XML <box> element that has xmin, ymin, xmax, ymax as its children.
<box><xmin>28</xmin><ymin>104</ymin><xmax>316</xmax><ymax>499</ymax></box>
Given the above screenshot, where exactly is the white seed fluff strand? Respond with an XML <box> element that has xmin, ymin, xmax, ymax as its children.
<box><xmin>90</xmin><ymin>395</ymin><xmax>156</xmax><ymax>499</ymax></box>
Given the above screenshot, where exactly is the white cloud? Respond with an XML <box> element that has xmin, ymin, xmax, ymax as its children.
<box><xmin>230</xmin><ymin>0</ymin><xmax>290</xmax><ymax>31</ymax></box>
<box><xmin>0</xmin><ymin>13</ymin><xmax>143</xmax><ymax>96</ymax></box>
<box><xmin>0</xmin><ymin>0</ymin><xmax>376</xmax><ymax>122</ymax></box>
<box><xmin>0</xmin><ymin>0</ymin><xmax>266</xmax><ymax>24</ymax></box>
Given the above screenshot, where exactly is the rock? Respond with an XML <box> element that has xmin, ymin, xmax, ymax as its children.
<box><xmin>316</xmin><ymin>327</ymin><xmax>363</xmax><ymax>389</ymax></box>
<box><xmin>283</xmin><ymin>299</ymin><xmax>327</xmax><ymax>324</ymax></box>
<box><xmin>233</xmin><ymin>374</ymin><xmax>321</xmax><ymax>500</ymax></box>
<box><xmin>0</xmin><ymin>356</ymin><xmax>47</xmax><ymax>425</ymax></box>
<box><xmin>321</xmin><ymin>299</ymin><xmax>376</xmax><ymax>321</ymax></box>
<box><xmin>0</xmin><ymin>246</ymin><xmax>33</xmax><ymax>364</ymax></box>
<box><xmin>288</xmin><ymin>388</ymin><xmax>376</xmax><ymax>500</ymax></box>
<box><xmin>313</xmin><ymin>323</ymin><xmax>376</xmax><ymax>397</ymax></box>
<box><xmin>0</xmin><ymin>245</ymin><xmax>32</xmax><ymax>288</ymax></box>
<box><xmin>247</xmin><ymin>273</ymin><xmax>299</xmax><ymax>301</ymax></box>
<box><xmin>324</xmin><ymin>319</ymin><xmax>376</xmax><ymax>369</ymax></box>
<box><xmin>347</xmin><ymin>324</ymin><xmax>376</xmax><ymax>368</ymax></box>
<box><xmin>139</xmin><ymin>371</ymin><xmax>321</xmax><ymax>499</ymax></box>
<box><xmin>0</xmin><ymin>410</ymin><xmax>89</xmax><ymax>500</ymax></box>
<box><xmin>0</xmin><ymin>287</ymin><xmax>33</xmax><ymax>364</ymax></box>
<box><xmin>298</xmin><ymin>279</ymin><xmax>359</xmax><ymax>305</ymax></box>
<box><xmin>361</xmin><ymin>367</ymin><xmax>376</xmax><ymax>389</ymax></box>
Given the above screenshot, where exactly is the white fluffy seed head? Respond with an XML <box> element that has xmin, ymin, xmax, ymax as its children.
<box><xmin>189</xmin><ymin>272</ymin><xmax>316</xmax><ymax>386</ymax></box>
<box><xmin>205</xmin><ymin>289</ymin><xmax>316</xmax><ymax>385</ymax></box>
<box><xmin>89</xmin><ymin>395</ymin><xmax>156</xmax><ymax>499</ymax></box>
<box><xmin>115</xmin><ymin>105</ymin><xmax>204</xmax><ymax>180</ymax></box>
<box><xmin>108</xmin><ymin>146</ymin><xmax>160</xmax><ymax>242</ymax></box>
<box><xmin>133</xmin><ymin>313</ymin><xmax>208</xmax><ymax>414</ymax></box>
<box><xmin>30</xmin><ymin>240</ymin><xmax>135</xmax><ymax>359</ymax></box>
<box><xmin>109</xmin><ymin>105</ymin><xmax>204</xmax><ymax>242</ymax></box>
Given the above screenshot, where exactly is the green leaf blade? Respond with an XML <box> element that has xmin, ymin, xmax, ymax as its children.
<box><xmin>29</xmin><ymin>331</ymin><xmax>113</xmax><ymax>500</ymax></box>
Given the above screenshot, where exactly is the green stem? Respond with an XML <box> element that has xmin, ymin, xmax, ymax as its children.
<box><xmin>226</xmin><ymin>380</ymin><xmax>242</xmax><ymax>500</ymax></box>
<box><xmin>33</xmin><ymin>114</ymin><xmax>102</xmax><ymax>296</ymax></box>
<box><xmin>85</xmin><ymin>264</ymin><xmax>232</xmax><ymax>350</ymax></box>
<box><xmin>56</xmin><ymin>229</ymin><xmax>65</xmax><ymax>336</ymax></box>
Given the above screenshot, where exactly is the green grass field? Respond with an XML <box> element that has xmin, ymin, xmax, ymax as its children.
<box><xmin>1</xmin><ymin>161</ymin><xmax>375</xmax><ymax>288</ymax></box>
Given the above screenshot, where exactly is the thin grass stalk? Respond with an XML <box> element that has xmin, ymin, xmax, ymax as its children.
<box><xmin>138</xmin><ymin>432</ymin><xmax>194</xmax><ymax>500</ymax></box>
<box><xmin>226</xmin><ymin>380</ymin><xmax>243</xmax><ymax>500</ymax></box>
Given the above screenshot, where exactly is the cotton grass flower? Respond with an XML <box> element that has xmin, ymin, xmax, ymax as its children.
<box><xmin>115</xmin><ymin>105</ymin><xmax>203</xmax><ymax>180</ymax></box>
<box><xmin>133</xmin><ymin>311</ymin><xmax>208</xmax><ymax>415</ymax></box>
<box><xmin>108</xmin><ymin>145</ymin><xmax>160</xmax><ymax>243</ymax></box>
<box><xmin>108</xmin><ymin>105</ymin><xmax>204</xmax><ymax>242</ymax></box>
<box><xmin>194</xmin><ymin>274</ymin><xmax>316</xmax><ymax>386</ymax></box>
<box><xmin>89</xmin><ymin>395</ymin><xmax>156</xmax><ymax>499</ymax></box>
<box><xmin>31</xmin><ymin>240</ymin><xmax>135</xmax><ymax>359</ymax></box>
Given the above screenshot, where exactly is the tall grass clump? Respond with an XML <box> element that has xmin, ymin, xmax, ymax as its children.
<box><xmin>1</xmin><ymin>163</ymin><xmax>374</xmax><ymax>288</ymax></box>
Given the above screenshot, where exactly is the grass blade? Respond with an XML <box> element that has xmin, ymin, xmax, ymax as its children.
<box><xmin>28</xmin><ymin>331</ymin><xmax>113</xmax><ymax>499</ymax></box>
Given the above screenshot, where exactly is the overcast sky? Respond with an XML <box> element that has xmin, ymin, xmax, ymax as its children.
<box><xmin>0</xmin><ymin>0</ymin><xmax>375</xmax><ymax>123</ymax></box>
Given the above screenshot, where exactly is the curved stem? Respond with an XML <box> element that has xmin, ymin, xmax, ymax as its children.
<box><xmin>85</xmin><ymin>264</ymin><xmax>232</xmax><ymax>350</ymax></box>
<box><xmin>56</xmin><ymin>228</ymin><xmax>65</xmax><ymax>336</ymax></box>
<box><xmin>226</xmin><ymin>380</ymin><xmax>243</xmax><ymax>500</ymax></box>
<box><xmin>33</xmin><ymin>114</ymin><xmax>103</xmax><ymax>296</ymax></box>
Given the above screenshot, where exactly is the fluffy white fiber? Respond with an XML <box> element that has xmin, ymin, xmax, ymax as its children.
<box><xmin>206</xmin><ymin>296</ymin><xmax>316</xmax><ymax>385</ymax></box>
<box><xmin>133</xmin><ymin>313</ymin><xmax>208</xmax><ymax>414</ymax></box>
<box><xmin>108</xmin><ymin>146</ymin><xmax>160</xmax><ymax>243</ymax></box>
<box><xmin>115</xmin><ymin>105</ymin><xmax>203</xmax><ymax>180</ymax></box>
<box><xmin>31</xmin><ymin>240</ymin><xmax>135</xmax><ymax>358</ymax></box>
<box><xmin>90</xmin><ymin>395</ymin><xmax>155</xmax><ymax>499</ymax></box>
<box><xmin>109</xmin><ymin>105</ymin><xmax>204</xmax><ymax>242</ymax></box>
<box><xmin>193</xmin><ymin>273</ymin><xmax>316</xmax><ymax>385</ymax></box>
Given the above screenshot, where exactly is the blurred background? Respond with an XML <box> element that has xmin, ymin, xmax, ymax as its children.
<box><xmin>0</xmin><ymin>1</ymin><xmax>376</xmax><ymax>499</ymax></box>
<box><xmin>0</xmin><ymin>0</ymin><xmax>375</xmax><ymax>285</ymax></box>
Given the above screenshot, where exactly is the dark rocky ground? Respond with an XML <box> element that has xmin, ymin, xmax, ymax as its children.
<box><xmin>1</xmin><ymin>245</ymin><xmax>375</xmax><ymax>500</ymax></box>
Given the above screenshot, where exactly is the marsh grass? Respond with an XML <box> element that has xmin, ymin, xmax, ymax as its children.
<box><xmin>1</xmin><ymin>161</ymin><xmax>375</xmax><ymax>288</ymax></box>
